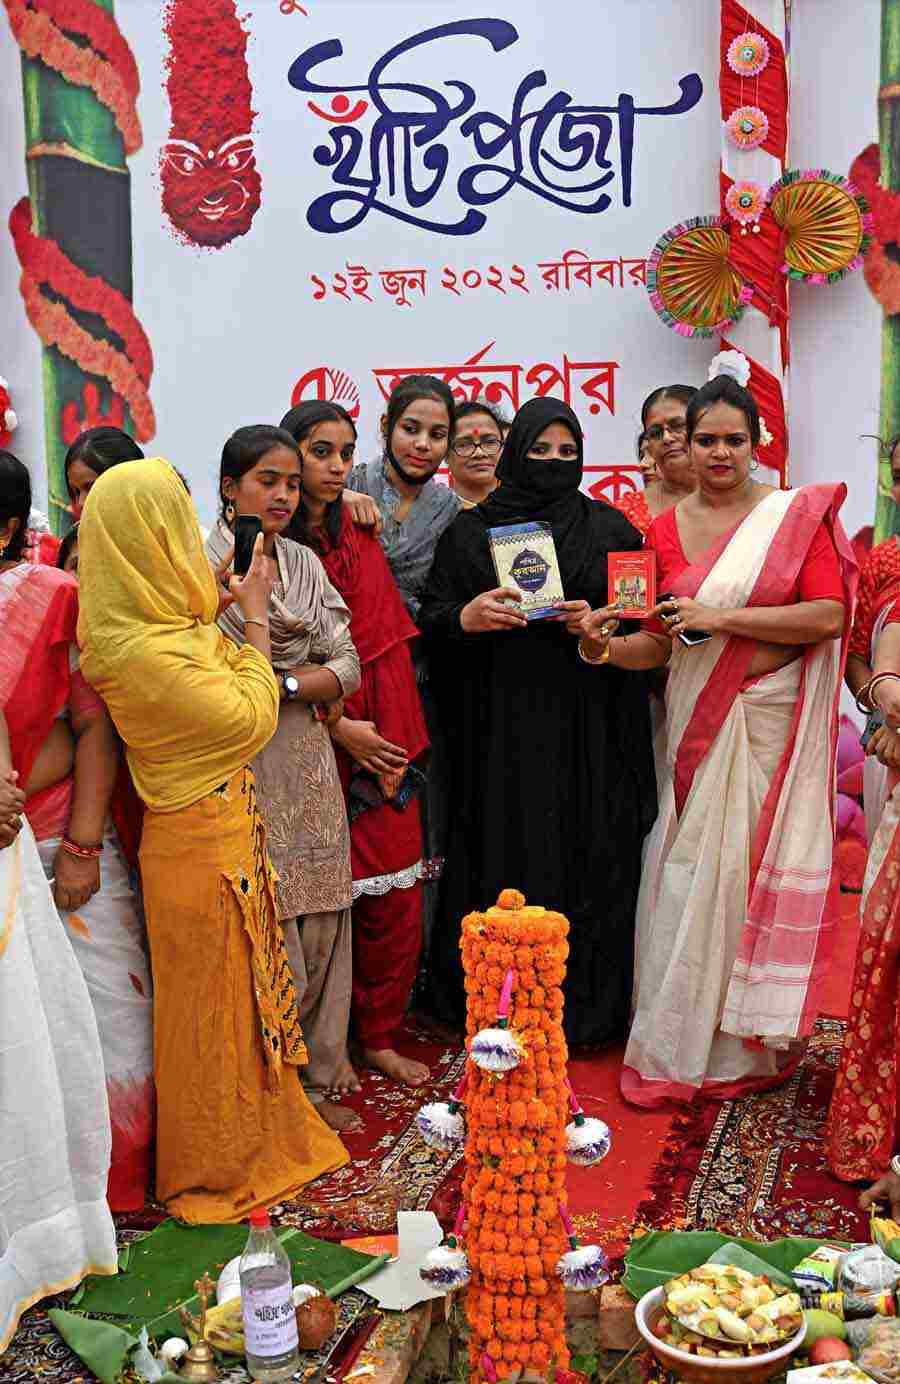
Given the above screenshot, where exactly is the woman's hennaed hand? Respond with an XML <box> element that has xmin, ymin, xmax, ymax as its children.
<box><xmin>460</xmin><ymin>588</ymin><xmax>528</xmax><ymax>633</ymax></box>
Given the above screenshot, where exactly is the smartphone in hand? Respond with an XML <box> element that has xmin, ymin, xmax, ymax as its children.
<box><xmin>233</xmin><ymin>515</ymin><xmax>263</xmax><ymax>577</ymax></box>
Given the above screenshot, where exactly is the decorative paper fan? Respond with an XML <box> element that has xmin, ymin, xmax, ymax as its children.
<box><xmin>767</xmin><ymin>169</ymin><xmax>874</xmax><ymax>283</ymax></box>
<box><xmin>647</xmin><ymin>215</ymin><xmax>752</xmax><ymax>338</ymax></box>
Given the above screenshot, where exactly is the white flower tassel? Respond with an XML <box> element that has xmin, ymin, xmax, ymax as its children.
<box><xmin>564</xmin><ymin>1077</ymin><xmax>611</xmax><ymax>1167</ymax></box>
<box><xmin>709</xmin><ymin>348</ymin><xmax>751</xmax><ymax>387</ymax></box>
<box><xmin>415</xmin><ymin>1073</ymin><xmax>467</xmax><ymax>1151</ymax></box>
<box><xmin>469</xmin><ymin>968</ymin><xmax>524</xmax><ymax>1073</ymax></box>
<box><xmin>556</xmin><ymin>1204</ymin><xmax>609</xmax><ymax>1292</ymax></box>
<box><xmin>420</xmin><ymin>1205</ymin><xmax>471</xmax><ymax>1289</ymax></box>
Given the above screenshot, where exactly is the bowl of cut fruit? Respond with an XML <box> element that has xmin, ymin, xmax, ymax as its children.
<box><xmin>635</xmin><ymin>1263</ymin><xmax>808</xmax><ymax>1384</ymax></box>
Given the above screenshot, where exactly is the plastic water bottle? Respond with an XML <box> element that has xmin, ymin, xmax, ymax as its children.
<box><xmin>239</xmin><ymin>1207</ymin><xmax>299</xmax><ymax>1381</ymax></box>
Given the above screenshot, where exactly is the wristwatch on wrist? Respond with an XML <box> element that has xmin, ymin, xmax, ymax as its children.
<box><xmin>281</xmin><ymin>673</ymin><xmax>300</xmax><ymax>700</ymax></box>
<box><xmin>891</xmin><ymin>1154</ymin><xmax>900</xmax><ymax>1178</ymax></box>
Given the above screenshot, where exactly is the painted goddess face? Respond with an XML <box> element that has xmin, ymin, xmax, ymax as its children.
<box><xmin>160</xmin><ymin>135</ymin><xmax>261</xmax><ymax>247</ymax></box>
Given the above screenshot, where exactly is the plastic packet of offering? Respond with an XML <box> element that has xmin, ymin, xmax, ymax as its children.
<box><xmin>787</xmin><ymin>1366</ymin><xmax>875</xmax><ymax>1384</ymax></box>
<box><xmin>848</xmin><ymin>1317</ymin><xmax>900</xmax><ymax>1384</ymax></box>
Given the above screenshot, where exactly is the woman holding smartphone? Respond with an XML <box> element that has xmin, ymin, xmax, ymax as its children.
<box><xmin>207</xmin><ymin>426</ymin><xmax>362</xmax><ymax>1129</ymax></box>
<box><xmin>78</xmin><ymin>456</ymin><xmax>347</xmax><ymax>1219</ymax></box>
<box><xmin>575</xmin><ymin>375</ymin><xmax>853</xmax><ymax>1108</ymax></box>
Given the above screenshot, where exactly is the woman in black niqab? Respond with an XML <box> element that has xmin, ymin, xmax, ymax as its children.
<box><xmin>417</xmin><ymin>397</ymin><xmax>656</xmax><ymax>1046</ymax></box>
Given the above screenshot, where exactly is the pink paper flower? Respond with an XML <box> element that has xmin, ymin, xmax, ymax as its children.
<box><xmin>725</xmin><ymin>105</ymin><xmax>770</xmax><ymax>152</ymax></box>
<box><xmin>726</xmin><ymin>31</ymin><xmax>770</xmax><ymax>78</ymax></box>
<box><xmin>724</xmin><ymin>179</ymin><xmax>766</xmax><ymax>228</ymax></box>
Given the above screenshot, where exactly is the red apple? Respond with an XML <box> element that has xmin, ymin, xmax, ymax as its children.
<box><xmin>809</xmin><ymin>1339</ymin><xmax>853</xmax><ymax>1365</ymax></box>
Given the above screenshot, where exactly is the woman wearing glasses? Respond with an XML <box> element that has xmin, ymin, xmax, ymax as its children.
<box><xmin>446</xmin><ymin>401</ymin><xmax>506</xmax><ymax>507</ymax></box>
<box><xmin>617</xmin><ymin>385</ymin><xmax>698</xmax><ymax>536</ymax></box>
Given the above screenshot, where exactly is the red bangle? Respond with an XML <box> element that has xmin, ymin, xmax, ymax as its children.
<box><xmin>61</xmin><ymin>837</ymin><xmax>102</xmax><ymax>860</ymax></box>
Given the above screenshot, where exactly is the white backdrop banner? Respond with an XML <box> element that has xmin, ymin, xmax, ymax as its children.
<box><xmin>1</xmin><ymin>0</ymin><xmax>752</xmax><ymax>526</ymax></box>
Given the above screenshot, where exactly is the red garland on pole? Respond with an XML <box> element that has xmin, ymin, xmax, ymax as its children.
<box><xmin>720</xmin><ymin>170</ymin><xmax>790</xmax><ymax>365</ymax></box>
<box><xmin>719</xmin><ymin>337</ymin><xmax>788</xmax><ymax>486</ymax></box>
<box><xmin>720</xmin><ymin>0</ymin><xmax>788</xmax><ymax>162</ymax></box>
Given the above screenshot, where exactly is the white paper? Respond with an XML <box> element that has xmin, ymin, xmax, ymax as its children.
<box><xmin>358</xmin><ymin>1212</ymin><xmax>446</xmax><ymax>1312</ymax></box>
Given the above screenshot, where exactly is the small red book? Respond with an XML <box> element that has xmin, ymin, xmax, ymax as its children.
<box><xmin>607</xmin><ymin>551</ymin><xmax>656</xmax><ymax>618</ymax></box>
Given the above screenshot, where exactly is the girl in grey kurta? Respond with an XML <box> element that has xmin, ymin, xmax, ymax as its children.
<box><xmin>208</xmin><ymin>425</ymin><xmax>361</xmax><ymax>1132</ymax></box>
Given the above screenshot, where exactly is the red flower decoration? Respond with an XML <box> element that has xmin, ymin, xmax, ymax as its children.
<box><xmin>0</xmin><ymin>376</ymin><xmax>17</xmax><ymax>449</ymax></box>
<box><xmin>60</xmin><ymin>381</ymin><xmax>126</xmax><ymax>445</ymax></box>
<box><xmin>851</xmin><ymin>144</ymin><xmax>900</xmax><ymax>314</ymax></box>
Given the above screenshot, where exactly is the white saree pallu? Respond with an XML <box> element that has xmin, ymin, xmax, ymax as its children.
<box><xmin>623</xmin><ymin>485</ymin><xmax>855</xmax><ymax>1107</ymax></box>
<box><xmin>36</xmin><ymin>831</ymin><xmax>154</xmax><ymax>1204</ymax></box>
<box><xmin>0</xmin><ymin>824</ymin><xmax>117</xmax><ymax>1354</ymax></box>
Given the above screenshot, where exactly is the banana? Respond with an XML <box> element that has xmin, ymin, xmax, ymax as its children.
<box><xmin>871</xmin><ymin>1215</ymin><xmax>900</xmax><ymax>1265</ymax></box>
<box><xmin>186</xmin><ymin>1297</ymin><xmax>246</xmax><ymax>1356</ymax></box>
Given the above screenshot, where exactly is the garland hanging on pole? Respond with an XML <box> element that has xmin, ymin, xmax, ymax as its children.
<box><xmin>3</xmin><ymin>0</ymin><xmax>154</xmax><ymax>533</ymax></box>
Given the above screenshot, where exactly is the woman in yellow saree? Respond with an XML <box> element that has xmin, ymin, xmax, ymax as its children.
<box><xmin>77</xmin><ymin>457</ymin><xmax>347</xmax><ymax>1222</ymax></box>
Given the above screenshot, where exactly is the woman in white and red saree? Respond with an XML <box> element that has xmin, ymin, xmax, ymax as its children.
<box><xmin>572</xmin><ymin>375</ymin><xmax>855</xmax><ymax>1109</ymax></box>
<box><xmin>0</xmin><ymin>453</ymin><xmax>153</xmax><ymax>1210</ymax></box>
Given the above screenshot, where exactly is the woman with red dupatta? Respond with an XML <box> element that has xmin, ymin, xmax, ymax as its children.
<box><xmin>282</xmin><ymin>403</ymin><xmax>431</xmax><ymax>1089</ymax></box>
<box><xmin>827</xmin><ymin>608</ymin><xmax>900</xmax><ymax>1214</ymax></box>
<box><xmin>0</xmin><ymin>451</ymin><xmax>154</xmax><ymax>1209</ymax></box>
<box><xmin>575</xmin><ymin>376</ymin><xmax>854</xmax><ymax>1107</ymax></box>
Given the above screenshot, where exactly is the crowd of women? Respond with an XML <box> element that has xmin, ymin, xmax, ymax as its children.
<box><xmin>2</xmin><ymin>361</ymin><xmax>899</xmax><ymax>1354</ymax></box>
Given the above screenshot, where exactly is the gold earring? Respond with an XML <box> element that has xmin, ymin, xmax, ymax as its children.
<box><xmin>224</xmin><ymin>501</ymin><xmax>235</xmax><ymax>524</ymax></box>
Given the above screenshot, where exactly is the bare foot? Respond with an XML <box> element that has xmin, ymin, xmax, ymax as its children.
<box><xmin>315</xmin><ymin>1097</ymin><xmax>363</xmax><ymax>1132</ymax></box>
<box><xmin>364</xmin><ymin>1047</ymin><xmax>430</xmax><ymax>1087</ymax></box>
<box><xmin>332</xmin><ymin>1056</ymin><xmax>362</xmax><ymax>1094</ymax></box>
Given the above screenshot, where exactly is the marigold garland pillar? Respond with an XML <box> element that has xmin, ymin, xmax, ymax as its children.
<box><xmin>462</xmin><ymin>889</ymin><xmax>570</xmax><ymax>1381</ymax></box>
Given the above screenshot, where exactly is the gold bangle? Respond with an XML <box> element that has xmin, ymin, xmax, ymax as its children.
<box><xmin>578</xmin><ymin>638</ymin><xmax>610</xmax><ymax>666</ymax></box>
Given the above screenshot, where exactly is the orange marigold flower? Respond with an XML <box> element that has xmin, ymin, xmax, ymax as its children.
<box><xmin>497</xmin><ymin>888</ymin><xmax>525</xmax><ymax>909</ymax></box>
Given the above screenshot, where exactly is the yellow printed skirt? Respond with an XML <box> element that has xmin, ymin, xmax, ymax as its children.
<box><xmin>140</xmin><ymin>767</ymin><xmax>347</xmax><ymax>1222</ymax></box>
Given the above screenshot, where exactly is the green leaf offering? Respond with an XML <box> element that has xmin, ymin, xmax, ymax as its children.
<box><xmin>48</xmin><ymin>1310</ymin><xmax>182</xmax><ymax>1384</ymax></box>
<box><xmin>707</xmin><ymin>1241</ymin><xmax>797</xmax><ymax>1289</ymax></box>
<box><xmin>622</xmin><ymin>1230</ymin><xmax>845</xmax><ymax>1301</ymax></box>
<box><xmin>73</xmin><ymin>1218</ymin><xmax>386</xmax><ymax>1340</ymax></box>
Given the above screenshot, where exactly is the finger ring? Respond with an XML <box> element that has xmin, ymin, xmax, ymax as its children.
<box><xmin>600</xmin><ymin>625</ymin><xmax>611</xmax><ymax>637</ymax></box>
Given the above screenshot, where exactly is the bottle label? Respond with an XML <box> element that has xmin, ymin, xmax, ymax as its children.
<box><xmin>242</xmin><ymin>1283</ymin><xmax>299</xmax><ymax>1357</ymax></box>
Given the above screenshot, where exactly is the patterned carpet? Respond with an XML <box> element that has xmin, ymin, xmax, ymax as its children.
<box><xmin>633</xmin><ymin>1016</ymin><xmax>869</xmax><ymax>1246</ymax></box>
<box><xmin>2</xmin><ymin>1019</ymin><xmax>870</xmax><ymax>1380</ymax></box>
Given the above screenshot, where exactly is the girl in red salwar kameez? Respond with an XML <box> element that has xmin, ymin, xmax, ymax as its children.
<box><xmin>282</xmin><ymin>402</ymin><xmax>431</xmax><ymax>1088</ymax></box>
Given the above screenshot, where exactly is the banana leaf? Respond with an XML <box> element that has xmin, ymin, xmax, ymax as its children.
<box><xmin>48</xmin><ymin>1310</ymin><xmax>183</xmax><ymax>1384</ymax></box>
<box><xmin>71</xmin><ymin>1219</ymin><xmax>387</xmax><ymax>1340</ymax></box>
<box><xmin>622</xmin><ymin>1231</ymin><xmax>846</xmax><ymax>1300</ymax></box>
